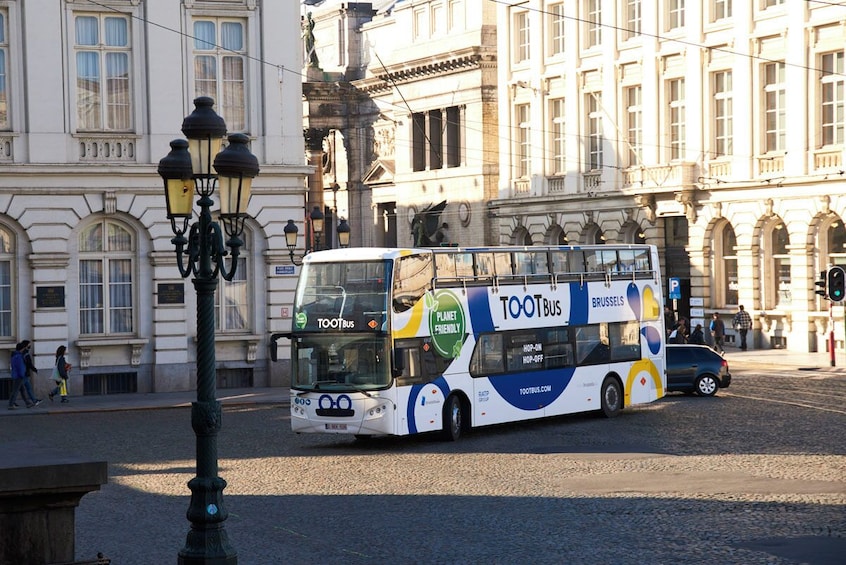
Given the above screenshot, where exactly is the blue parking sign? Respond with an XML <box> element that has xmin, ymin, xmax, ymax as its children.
<box><xmin>668</xmin><ymin>277</ymin><xmax>681</xmax><ymax>300</ymax></box>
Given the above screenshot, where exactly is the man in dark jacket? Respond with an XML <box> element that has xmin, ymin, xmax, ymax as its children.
<box><xmin>8</xmin><ymin>342</ymin><xmax>35</xmax><ymax>409</ymax></box>
<box><xmin>20</xmin><ymin>340</ymin><xmax>42</xmax><ymax>405</ymax></box>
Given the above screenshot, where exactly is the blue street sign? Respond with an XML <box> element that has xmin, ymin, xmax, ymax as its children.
<box><xmin>669</xmin><ymin>277</ymin><xmax>681</xmax><ymax>300</ymax></box>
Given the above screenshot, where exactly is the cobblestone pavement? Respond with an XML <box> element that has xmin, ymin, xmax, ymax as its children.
<box><xmin>1</xmin><ymin>363</ymin><xmax>844</xmax><ymax>564</ymax></box>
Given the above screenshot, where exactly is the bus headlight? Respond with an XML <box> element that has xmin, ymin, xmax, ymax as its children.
<box><xmin>365</xmin><ymin>403</ymin><xmax>390</xmax><ymax>420</ymax></box>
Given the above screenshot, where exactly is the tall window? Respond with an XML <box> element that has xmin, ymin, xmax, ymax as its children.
<box><xmin>75</xmin><ymin>13</ymin><xmax>131</xmax><ymax>131</ymax></box>
<box><xmin>668</xmin><ymin>0</ymin><xmax>685</xmax><ymax>30</ymax></box>
<box><xmin>79</xmin><ymin>220</ymin><xmax>134</xmax><ymax>335</ymax></box>
<box><xmin>0</xmin><ymin>226</ymin><xmax>12</xmax><ymax>337</ymax></box>
<box><xmin>411</xmin><ymin>107</ymin><xmax>462</xmax><ymax>172</ymax></box>
<box><xmin>548</xmin><ymin>3</ymin><xmax>565</xmax><ymax>56</ymax></box>
<box><xmin>828</xmin><ymin>220</ymin><xmax>846</xmax><ymax>265</ymax></box>
<box><xmin>771</xmin><ymin>223</ymin><xmax>790</xmax><ymax>308</ymax></box>
<box><xmin>821</xmin><ymin>51</ymin><xmax>844</xmax><ymax>147</ymax></box>
<box><xmin>585</xmin><ymin>0</ymin><xmax>601</xmax><ymax>48</ymax></box>
<box><xmin>719</xmin><ymin>223</ymin><xmax>738</xmax><ymax>306</ymax></box>
<box><xmin>625</xmin><ymin>86</ymin><xmax>642</xmax><ymax>166</ymax></box>
<box><xmin>763</xmin><ymin>62</ymin><xmax>786</xmax><ymax>153</ymax></box>
<box><xmin>713</xmin><ymin>0</ymin><xmax>732</xmax><ymax>21</ymax></box>
<box><xmin>713</xmin><ymin>70</ymin><xmax>733</xmax><ymax>157</ymax></box>
<box><xmin>668</xmin><ymin>78</ymin><xmax>686</xmax><ymax>160</ymax></box>
<box><xmin>193</xmin><ymin>19</ymin><xmax>246</xmax><ymax>131</ymax></box>
<box><xmin>516</xmin><ymin>103</ymin><xmax>530</xmax><ymax>178</ymax></box>
<box><xmin>216</xmin><ymin>256</ymin><xmax>248</xmax><ymax>331</ymax></box>
<box><xmin>587</xmin><ymin>93</ymin><xmax>603</xmax><ymax>170</ymax></box>
<box><xmin>624</xmin><ymin>0</ymin><xmax>641</xmax><ymax>40</ymax></box>
<box><xmin>0</xmin><ymin>10</ymin><xmax>8</xmax><ymax>130</ymax></box>
<box><xmin>549</xmin><ymin>98</ymin><xmax>566</xmax><ymax>175</ymax></box>
<box><xmin>514</xmin><ymin>11</ymin><xmax>529</xmax><ymax>63</ymax></box>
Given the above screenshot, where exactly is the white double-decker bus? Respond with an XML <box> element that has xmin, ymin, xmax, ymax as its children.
<box><xmin>271</xmin><ymin>245</ymin><xmax>666</xmax><ymax>441</ymax></box>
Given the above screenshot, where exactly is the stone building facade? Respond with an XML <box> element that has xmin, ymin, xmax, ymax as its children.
<box><xmin>491</xmin><ymin>0</ymin><xmax>846</xmax><ymax>353</ymax></box>
<box><xmin>0</xmin><ymin>0</ymin><xmax>307</xmax><ymax>396</ymax></box>
<box><xmin>302</xmin><ymin>0</ymin><xmax>500</xmax><ymax>251</ymax></box>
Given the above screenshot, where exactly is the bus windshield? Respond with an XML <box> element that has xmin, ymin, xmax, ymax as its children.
<box><xmin>292</xmin><ymin>334</ymin><xmax>392</xmax><ymax>391</ymax></box>
<box><xmin>293</xmin><ymin>260</ymin><xmax>391</xmax><ymax>332</ymax></box>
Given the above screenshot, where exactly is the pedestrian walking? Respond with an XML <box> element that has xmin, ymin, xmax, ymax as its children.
<box><xmin>733</xmin><ymin>305</ymin><xmax>753</xmax><ymax>351</ymax></box>
<box><xmin>20</xmin><ymin>340</ymin><xmax>42</xmax><ymax>406</ymax></box>
<box><xmin>49</xmin><ymin>345</ymin><xmax>71</xmax><ymax>403</ymax></box>
<box><xmin>664</xmin><ymin>306</ymin><xmax>677</xmax><ymax>338</ymax></box>
<box><xmin>669</xmin><ymin>318</ymin><xmax>688</xmax><ymax>344</ymax></box>
<box><xmin>709</xmin><ymin>312</ymin><xmax>726</xmax><ymax>354</ymax></box>
<box><xmin>689</xmin><ymin>324</ymin><xmax>705</xmax><ymax>345</ymax></box>
<box><xmin>8</xmin><ymin>342</ymin><xmax>36</xmax><ymax>409</ymax></box>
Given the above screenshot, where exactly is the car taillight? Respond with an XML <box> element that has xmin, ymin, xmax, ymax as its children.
<box><xmin>721</xmin><ymin>359</ymin><xmax>729</xmax><ymax>369</ymax></box>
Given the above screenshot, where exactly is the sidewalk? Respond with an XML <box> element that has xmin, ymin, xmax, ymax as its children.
<box><xmin>723</xmin><ymin>346</ymin><xmax>846</xmax><ymax>371</ymax></box>
<box><xmin>3</xmin><ymin>347</ymin><xmax>845</xmax><ymax>417</ymax></box>
<box><xmin>1</xmin><ymin>386</ymin><xmax>289</xmax><ymax>417</ymax></box>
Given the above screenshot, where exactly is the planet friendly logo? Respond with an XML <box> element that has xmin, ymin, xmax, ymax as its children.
<box><xmin>295</xmin><ymin>311</ymin><xmax>307</xmax><ymax>329</ymax></box>
<box><xmin>428</xmin><ymin>290</ymin><xmax>466</xmax><ymax>358</ymax></box>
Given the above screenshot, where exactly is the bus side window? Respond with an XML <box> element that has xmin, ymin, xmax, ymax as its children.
<box><xmin>575</xmin><ymin>324</ymin><xmax>609</xmax><ymax>365</ymax></box>
<box><xmin>395</xmin><ymin>346</ymin><xmax>424</xmax><ymax>386</ymax></box>
<box><xmin>394</xmin><ymin>255</ymin><xmax>432</xmax><ymax>312</ymax></box>
<box><xmin>471</xmin><ymin>334</ymin><xmax>503</xmax><ymax>376</ymax></box>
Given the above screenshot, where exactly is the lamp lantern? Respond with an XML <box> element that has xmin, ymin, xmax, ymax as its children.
<box><xmin>158</xmin><ymin>139</ymin><xmax>195</xmax><ymax>222</ymax></box>
<box><xmin>181</xmin><ymin>96</ymin><xmax>226</xmax><ymax>177</ymax></box>
<box><xmin>337</xmin><ymin>218</ymin><xmax>351</xmax><ymax>248</ymax></box>
<box><xmin>214</xmin><ymin>133</ymin><xmax>259</xmax><ymax>237</ymax></box>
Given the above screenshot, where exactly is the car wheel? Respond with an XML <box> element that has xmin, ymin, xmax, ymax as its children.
<box><xmin>441</xmin><ymin>394</ymin><xmax>463</xmax><ymax>441</ymax></box>
<box><xmin>600</xmin><ymin>377</ymin><xmax>622</xmax><ymax>418</ymax></box>
<box><xmin>695</xmin><ymin>374</ymin><xmax>718</xmax><ymax>397</ymax></box>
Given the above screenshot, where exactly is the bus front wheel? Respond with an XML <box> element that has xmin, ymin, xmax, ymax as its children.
<box><xmin>441</xmin><ymin>395</ymin><xmax>464</xmax><ymax>441</ymax></box>
<box><xmin>600</xmin><ymin>377</ymin><xmax>622</xmax><ymax>418</ymax></box>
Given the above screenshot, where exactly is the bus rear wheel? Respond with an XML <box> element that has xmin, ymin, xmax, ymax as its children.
<box><xmin>441</xmin><ymin>395</ymin><xmax>463</xmax><ymax>441</ymax></box>
<box><xmin>600</xmin><ymin>377</ymin><xmax>622</xmax><ymax>418</ymax></box>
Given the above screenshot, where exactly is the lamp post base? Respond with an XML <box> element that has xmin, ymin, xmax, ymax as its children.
<box><xmin>178</xmin><ymin>476</ymin><xmax>237</xmax><ymax>564</ymax></box>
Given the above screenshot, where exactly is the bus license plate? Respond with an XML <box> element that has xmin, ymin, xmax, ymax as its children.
<box><xmin>325</xmin><ymin>423</ymin><xmax>347</xmax><ymax>431</ymax></box>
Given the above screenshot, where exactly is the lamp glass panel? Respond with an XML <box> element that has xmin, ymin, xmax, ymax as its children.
<box><xmin>338</xmin><ymin>230</ymin><xmax>350</xmax><ymax>247</ymax></box>
<box><xmin>218</xmin><ymin>175</ymin><xmax>251</xmax><ymax>217</ymax></box>
<box><xmin>188</xmin><ymin>136</ymin><xmax>222</xmax><ymax>176</ymax></box>
<box><xmin>166</xmin><ymin>179</ymin><xmax>194</xmax><ymax>218</ymax></box>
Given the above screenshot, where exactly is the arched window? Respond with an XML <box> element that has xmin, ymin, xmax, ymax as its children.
<box><xmin>715</xmin><ymin>222</ymin><xmax>738</xmax><ymax>307</ymax></box>
<box><xmin>770</xmin><ymin>222</ymin><xmax>790</xmax><ymax>308</ymax></box>
<box><xmin>622</xmin><ymin>222</ymin><xmax>646</xmax><ymax>244</ymax></box>
<box><xmin>0</xmin><ymin>225</ymin><xmax>13</xmax><ymax>337</ymax></box>
<box><xmin>512</xmin><ymin>227</ymin><xmax>532</xmax><ymax>246</ymax></box>
<box><xmin>79</xmin><ymin>220</ymin><xmax>135</xmax><ymax>335</ymax></box>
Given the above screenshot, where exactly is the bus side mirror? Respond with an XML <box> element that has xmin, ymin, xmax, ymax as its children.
<box><xmin>392</xmin><ymin>350</ymin><xmax>405</xmax><ymax>377</ymax></box>
<box><xmin>269</xmin><ymin>333</ymin><xmax>290</xmax><ymax>362</ymax></box>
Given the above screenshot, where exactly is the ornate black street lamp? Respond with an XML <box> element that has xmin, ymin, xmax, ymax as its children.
<box><xmin>158</xmin><ymin>96</ymin><xmax>258</xmax><ymax>565</ymax></box>
<box><xmin>284</xmin><ymin>206</ymin><xmax>337</xmax><ymax>264</ymax></box>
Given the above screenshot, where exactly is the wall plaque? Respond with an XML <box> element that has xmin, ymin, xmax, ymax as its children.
<box><xmin>36</xmin><ymin>286</ymin><xmax>65</xmax><ymax>308</ymax></box>
<box><xmin>157</xmin><ymin>283</ymin><xmax>185</xmax><ymax>305</ymax></box>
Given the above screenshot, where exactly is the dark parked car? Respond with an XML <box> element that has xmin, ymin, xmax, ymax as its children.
<box><xmin>666</xmin><ymin>344</ymin><xmax>732</xmax><ymax>396</ymax></box>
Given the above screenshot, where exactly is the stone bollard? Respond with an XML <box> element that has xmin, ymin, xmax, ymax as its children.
<box><xmin>0</xmin><ymin>442</ymin><xmax>107</xmax><ymax>565</ymax></box>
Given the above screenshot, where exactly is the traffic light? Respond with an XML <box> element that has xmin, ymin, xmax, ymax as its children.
<box><xmin>828</xmin><ymin>266</ymin><xmax>846</xmax><ymax>302</ymax></box>
<box><xmin>816</xmin><ymin>270</ymin><xmax>828</xmax><ymax>299</ymax></box>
